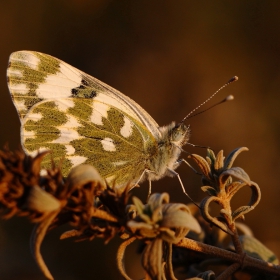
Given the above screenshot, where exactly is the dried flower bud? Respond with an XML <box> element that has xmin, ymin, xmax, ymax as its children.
<box><xmin>127</xmin><ymin>193</ymin><xmax>201</xmax><ymax>242</ymax></box>
<box><xmin>25</xmin><ymin>185</ymin><xmax>60</xmax><ymax>213</ymax></box>
<box><xmin>66</xmin><ymin>164</ymin><xmax>106</xmax><ymax>193</ymax></box>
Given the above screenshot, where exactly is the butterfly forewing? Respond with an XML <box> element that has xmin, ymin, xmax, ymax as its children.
<box><xmin>7</xmin><ymin>51</ymin><xmax>159</xmax><ymax>187</ymax></box>
<box><xmin>8</xmin><ymin>51</ymin><xmax>161</xmax><ymax>136</ymax></box>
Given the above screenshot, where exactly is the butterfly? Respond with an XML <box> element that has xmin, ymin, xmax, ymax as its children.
<box><xmin>7</xmin><ymin>51</ymin><xmax>192</xmax><ymax>193</ymax></box>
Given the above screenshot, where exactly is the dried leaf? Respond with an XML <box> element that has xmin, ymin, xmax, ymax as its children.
<box><xmin>224</xmin><ymin>147</ymin><xmax>249</xmax><ymax>169</ymax></box>
<box><xmin>25</xmin><ymin>185</ymin><xmax>61</xmax><ymax>213</ymax></box>
<box><xmin>201</xmin><ymin>186</ymin><xmax>217</xmax><ymax>196</ymax></box>
<box><xmin>200</xmin><ymin>196</ymin><xmax>234</xmax><ymax>235</ymax></box>
<box><xmin>229</xmin><ymin>235</ymin><xmax>279</xmax><ymax>265</ymax></box>
<box><xmin>164</xmin><ymin>242</ymin><xmax>177</xmax><ymax>280</ymax></box>
<box><xmin>161</xmin><ymin>203</ymin><xmax>201</xmax><ymax>235</ymax></box>
<box><xmin>30</xmin><ymin>210</ymin><xmax>60</xmax><ymax>280</ymax></box>
<box><xmin>189</xmin><ymin>154</ymin><xmax>211</xmax><ymax>179</ymax></box>
<box><xmin>147</xmin><ymin>192</ymin><xmax>169</xmax><ymax>212</ymax></box>
<box><xmin>142</xmin><ymin>238</ymin><xmax>163</xmax><ymax>280</ymax></box>
<box><xmin>214</xmin><ymin>150</ymin><xmax>224</xmax><ymax>171</ymax></box>
<box><xmin>221</xmin><ymin>167</ymin><xmax>251</xmax><ymax>185</ymax></box>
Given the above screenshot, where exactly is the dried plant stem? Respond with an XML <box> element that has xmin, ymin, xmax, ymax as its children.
<box><xmin>117</xmin><ymin>237</ymin><xmax>136</xmax><ymax>280</ymax></box>
<box><xmin>216</xmin><ymin>263</ymin><xmax>240</xmax><ymax>280</ymax></box>
<box><xmin>165</xmin><ymin>242</ymin><xmax>177</xmax><ymax>280</ymax></box>
<box><xmin>228</xmin><ymin>222</ymin><xmax>243</xmax><ymax>254</ymax></box>
<box><xmin>30</xmin><ymin>210</ymin><xmax>60</xmax><ymax>280</ymax></box>
<box><xmin>176</xmin><ymin>238</ymin><xmax>280</xmax><ymax>277</ymax></box>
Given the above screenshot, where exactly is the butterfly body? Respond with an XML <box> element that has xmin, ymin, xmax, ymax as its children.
<box><xmin>7</xmin><ymin>51</ymin><xmax>190</xmax><ymax>190</ymax></box>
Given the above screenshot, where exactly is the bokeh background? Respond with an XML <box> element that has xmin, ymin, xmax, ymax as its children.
<box><xmin>0</xmin><ymin>1</ymin><xmax>280</xmax><ymax>279</ymax></box>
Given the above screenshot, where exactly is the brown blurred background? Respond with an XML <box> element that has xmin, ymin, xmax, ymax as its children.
<box><xmin>0</xmin><ymin>1</ymin><xmax>280</xmax><ymax>279</ymax></box>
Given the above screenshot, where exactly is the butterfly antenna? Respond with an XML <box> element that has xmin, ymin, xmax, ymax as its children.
<box><xmin>180</xmin><ymin>76</ymin><xmax>238</xmax><ymax>123</ymax></box>
<box><xmin>187</xmin><ymin>95</ymin><xmax>234</xmax><ymax>119</ymax></box>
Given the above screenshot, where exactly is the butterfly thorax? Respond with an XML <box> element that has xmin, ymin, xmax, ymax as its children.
<box><xmin>146</xmin><ymin>122</ymin><xmax>190</xmax><ymax>181</ymax></box>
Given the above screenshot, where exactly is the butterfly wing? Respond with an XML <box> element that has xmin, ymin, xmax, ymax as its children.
<box><xmin>7</xmin><ymin>51</ymin><xmax>159</xmax><ymax>187</ymax></box>
<box><xmin>7</xmin><ymin>51</ymin><xmax>161</xmax><ymax>137</ymax></box>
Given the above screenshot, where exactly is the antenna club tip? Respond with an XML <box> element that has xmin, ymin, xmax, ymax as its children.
<box><xmin>228</xmin><ymin>76</ymin><xmax>238</xmax><ymax>83</ymax></box>
<box><xmin>226</xmin><ymin>95</ymin><xmax>234</xmax><ymax>101</ymax></box>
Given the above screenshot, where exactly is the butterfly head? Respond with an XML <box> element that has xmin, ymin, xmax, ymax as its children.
<box><xmin>170</xmin><ymin>122</ymin><xmax>190</xmax><ymax>147</ymax></box>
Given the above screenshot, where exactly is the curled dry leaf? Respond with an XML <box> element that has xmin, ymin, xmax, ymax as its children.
<box><xmin>191</xmin><ymin>148</ymin><xmax>261</xmax><ymax>236</ymax></box>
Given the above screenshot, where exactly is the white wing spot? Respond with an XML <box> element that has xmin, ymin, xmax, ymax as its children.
<box><xmin>91</xmin><ymin>102</ymin><xmax>110</xmax><ymax>125</ymax></box>
<box><xmin>22</xmin><ymin>129</ymin><xmax>35</xmax><ymax>139</ymax></box>
<box><xmin>7</xmin><ymin>68</ymin><xmax>23</xmax><ymax>78</ymax></box>
<box><xmin>36</xmin><ymin>74</ymin><xmax>81</xmax><ymax>99</ymax></box>
<box><xmin>36</xmin><ymin>61</ymin><xmax>83</xmax><ymax>100</ymax></box>
<box><xmin>69</xmin><ymin>155</ymin><xmax>87</xmax><ymax>166</ymax></box>
<box><xmin>9</xmin><ymin>83</ymin><xmax>29</xmax><ymax>94</ymax></box>
<box><xmin>14</xmin><ymin>99</ymin><xmax>26</xmax><ymax>112</ymax></box>
<box><xmin>112</xmin><ymin>161</ymin><xmax>128</xmax><ymax>166</ymax></box>
<box><xmin>120</xmin><ymin>117</ymin><xmax>133</xmax><ymax>138</ymax></box>
<box><xmin>27</xmin><ymin>112</ymin><xmax>43</xmax><ymax>122</ymax></box>
<box><xmin>59</xmin><ymin>62</ymin><xmax>83</xmax><ymax>83</ymax></box>
<box><xmin>16</xmin><ymin>52</ymin><xmax>40</xmax><ymax>70</ymax></box>
<box><xmin>65</xmin><ymin>145</ymin><xmax>75</xmax><ymax>155</ymax></box>
<box><xmin>40</xmin><ymin>169</ymin><xmax>48</xmax><ymax>176</ymax></box>
<box><xmin>52</xmin><ymin>127</ymin><xmax>82</xmax><ymax>144</ymax></box>
<box><xmin>101</xmin><ymin>137</ymin><xmax>116</xmax><ymax>152</ymax></box>
<box><xmin>28</xmin><ymin>147</ymin><xmax>49</xmax><ymax>156</ymax></box>
<box><xmin>94</xmin><ymin>93</ymin><xmax>139</xmax><ymax>121</ymax></box>
<box><xmin>53</xmin><ymin>114</ymin><xmax>81</xmax><ymax>144</ymax></box>
<box><xmin>54</xmin><ymin>99</ymin><xmax>75</xmax><ymax>112</ymax></box>
<box><xmin>64</xmin><ymin>114</ymin><xmax>80</xmax><ymax>127</ymax></box>
<box><xmin>105</xmin><ymin>175</ymin><xmax>116</xmax><ymax>184</ymax></box>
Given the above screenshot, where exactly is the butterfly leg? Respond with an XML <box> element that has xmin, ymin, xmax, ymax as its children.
<box><xmin>177</xmin><ymin>159</ymin><xmax>202</xmax><ymax>175</ymax></box>
<box><xmin>132</xmin><ymin>169</ymin><xmax>155</xmax><ymax>200</ymax></box>
<box><xmin>148</xmin><ymin>179</ymin><xmax>152</xmax><ymax>198</ymax></box>
<box><xmin>132</xmin><ymin>169</ymin><xmax>148</xmax><ymax>189</ymax></box>
<box><xmin>144</xmin><ymin>170</ymin><xmax>156</xmax><ymax>198</ymax></box>
<box><xmin>167</xmin><ymin>168</ymin><xmax>200</xmax><ymax>208</ymax></box>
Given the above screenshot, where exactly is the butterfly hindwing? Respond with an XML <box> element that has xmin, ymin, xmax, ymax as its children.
<box><xmin>23</xmin><ymin>97</ymin><xmax>157</xmax><ymax>185</ymax></box>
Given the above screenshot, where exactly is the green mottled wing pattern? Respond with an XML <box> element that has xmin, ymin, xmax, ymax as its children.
<box><xmin>7</xmin><ymin>51</ymin><xmax>159</xmax><ymax>188</ymax></box>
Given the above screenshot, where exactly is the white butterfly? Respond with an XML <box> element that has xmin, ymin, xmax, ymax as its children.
<box><xmin>6</xmin><ymin>51</ymin><xmax>196</xmax><ymax>194</ymax></box>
